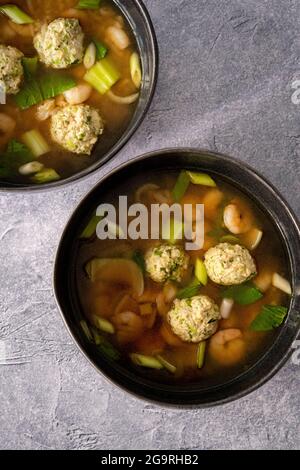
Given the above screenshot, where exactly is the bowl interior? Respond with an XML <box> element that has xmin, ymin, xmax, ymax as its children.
<box><xmin>0</xmin><ymin>0</ymin><xmax>158</xmax><ymax>191</ymax></box>
<box><xmin>54</xmin><ymin>149</ymin><xmax>300</xmax><ymax>406</ymax></box>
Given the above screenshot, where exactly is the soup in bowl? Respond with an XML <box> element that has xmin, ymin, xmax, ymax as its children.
<box><xmin>0</xmin><ymin>0</ymin><xmax>158</xmax><ymax>189</ymax></box>
<box><xmin>54</xmin><ymin>149</ymin><xmax>300</xmax><ymax>406</ymax></box>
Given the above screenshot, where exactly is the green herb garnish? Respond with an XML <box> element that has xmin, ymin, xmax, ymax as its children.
<box><xmin>132</xmin><ymin>250</ymin><xmax>146</xmax><ymax>273</ymax></box>
<box><xmin>177</xmin><ymin>278</ymin><xmax>201</xmax><ymax>299</ymax></box>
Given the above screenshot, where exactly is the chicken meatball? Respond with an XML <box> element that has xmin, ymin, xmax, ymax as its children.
<box><xmin>33</xmin><ymin>18</ymin><xmax>84</xmax><ymax>69</ymax></box>
<box><xmin>204</xmin><ymin>243</ymin><xmax>256</xmax><ymax>286</ymax></box>
<box><xmin>0</xmin><ymin>45</ymin><xmax>23</xmax><ymax>95</ymax></box>
<box><xmin>145</xmin><ymin>244</ymin><xmax>189</xmax><ymax>283</ymax></box>
<box><xmin>167</xmin><ymin>295</ymin><xmax>220</xmax><ymax>343</ymax></box>
<box><xmin>50</xmin><ymin>104</ymin><xmax>104</xmax><ymax>155</ymax></box>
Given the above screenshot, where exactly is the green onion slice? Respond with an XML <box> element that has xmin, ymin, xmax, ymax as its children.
<box><xmin>77</xmin><ymin>0</ymin><xmax>101</xmax><ymax>9</ymax></box>
<box><xmin>197</xmin><ymin>341</ymin><xmax>206</xmax><ymax>368</ymax></box>
<box><xmin>172</xmin><ymin>170</ymin><xmax>190</xmax><ymax>202</ymax></box>
<box><xmin>0</xmin><ymin>4</ymin><xmax>34</xmax><ymax>24</ymax></box>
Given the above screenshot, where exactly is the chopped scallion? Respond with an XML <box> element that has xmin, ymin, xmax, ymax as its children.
<box><xmin>130</xmin><ymin>353</ymin><xmax>164</xmax><ymax>370</ymax></box>
<box><xmin>195</xmin><ymin>258</ymin><xmax>207</xmax><ymax>286</ymax></box>
<box><xmin>187</xmin><ymin>171</ymin><xmax>216</xmax><ymax>187</ymax></box>
<box><xmin>197</xmin><ymin>341</ymin><xmax>206</xmax><ymax>368</ymax></box>
<box><xmin>84</xmin><ymin>58</ymin><xmax>120</xmax><ymax>95</ymax></box>
<box><xmin>94</xmin><ymin>39</ymin><xmax>108</xmax><ymax>60</ymax></box>
<box><xmin>21</xmin><ymin>129</ymin><xmax>50</xmax><ymax>158</ymax></box>
<box><xmin>31</xmin><ymin>168</ymin><xmax>60</xmax><ymax>184</ymax></box>
<box><xmin>0</xmin><ymin>4</ymin><xmax>33</xmax><ymax>24</ymax></box>
<box><xmin>80</xmin><ymin>214</ymin><xmax>102</xmax><ymax>239</ymax></box>
<box><xmin>156</xmin><ymin>355</ymin><xmax>177</xmax><ymax>373</ymax></box>
<box><xmin>93</xmin><ymin>315</ymin><xmax>115</xmax><ymax>334</ymax></box>
<box><xmin>172</xmin><ymin>170</ymin><xmax>190</xmax><ymax>202</ymax></box>
<box><xmin>76</xmin><ymin>0</ymin><xmax>101</xmax><ymax>9</ymax></box>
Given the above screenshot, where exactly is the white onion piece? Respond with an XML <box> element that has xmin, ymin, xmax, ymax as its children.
<box><xmin>106</xmin><ymin>90</ymin><xmax>139</xmax><ymax>105</ymax></box>
<box><xmin>106</xmin><ymin>26</ymin><xmax>130</xmax><ymax>50</ymax></box>
<box><xmin>272</xmin><ymin>273</ymin><xmax>292</xmax><ymax>295</ymax></box>
<box><xmin>19</xmin><ymin>161</ymin><xmax>44</xmax><ymax>176</ymax></box>
<box><xmin>220</xmin><ymin>298</ymin><xmax>234</xmax><ymax>319</ymax></box>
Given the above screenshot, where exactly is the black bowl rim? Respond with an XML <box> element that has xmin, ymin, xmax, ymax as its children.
<box><xmin>0</xmin><ymin>0</ymin><xmax>159</xmax><ymax>193</ymax></box>
<box><xmin>53</xmin><ymin>147</ymin><xmax>300</xmax><ymax>408</ymax></box>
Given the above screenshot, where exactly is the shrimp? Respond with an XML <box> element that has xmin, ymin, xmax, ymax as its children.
<box><xmin>209</xmin><ymin>328</ymin><xmax>246</xmax><ymax>366</ymax></box>
<box><xmin>223</xmin><ymin>201</ymin><xmax>253</xmax><ymax>234</ymax></box>
<box><xmin>36</xmin><ymin>99</ymin><xmax>56</xmax><ymax>121</ymax></box>
<box><xmin>106</xmin><ymin>26</ymin><xmax>130</xmax><ymax>50</ymax></box>
<box><xmin>63</xmin><ymin>83</ymin><xmax>92</xmax><ymax>105</ymax></box>
<box><xmin>0</xmin><ymin>113</ymin><xmax>16</xmax><ymax>147</ymax></box>
<box><xmin>112</xmin><ymin>311</ymin><xmax>144</xmax><ymax>345</ymax></box>
<box><xmin>202</xmin><ymin>188</ymin><xmax>224</xmax><ymax>220</ymax></box>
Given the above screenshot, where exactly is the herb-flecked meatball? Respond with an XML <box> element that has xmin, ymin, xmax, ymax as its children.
<box><xmin>50</xmin><ymin>104</ymin><xmax>104</xmax><ymax>155</ymax></box>
<box><xmin>167</xmin><ymin>295</ymin><xmax>220</xmax><ymax>342</ymax></box>
<box><xmin>204</xmin><ymin>243</ymin><xmax>257</xmax><ymax>286</ymax></box>
<box><xmin>145</xmin><ymin>244</ymin><xmax>189</xmax><ymax>283</ymax></box>
<box><xmin>0</xmin><ymin>45</ymin><xmax>23</xmax><ymax>94</ymax></box>
<box><xmin>33</xmin><ymin>18</ymin><xmax>84</xmax><ymax>69</ymax></box>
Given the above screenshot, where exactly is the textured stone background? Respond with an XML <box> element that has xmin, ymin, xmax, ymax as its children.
<box><xmin>0</xmin><ymin>0</ymin><xmax>300</xmax><ymax>450</ymax></box>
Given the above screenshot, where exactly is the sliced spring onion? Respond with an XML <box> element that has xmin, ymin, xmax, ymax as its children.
<box><xmin>161</xmin><ymin>217</ymin><xmax>183</xmax><ymax>244</ymax></box>
<box><xmin>76</xmin><ymin>0</ymin><xmax>101</xmax><ymax>9</ymax></box>
<box><xmin>80</xmin><ymin>320</ymin><xmax>93</xmax><ymax>341</ymax></box>
<box><xmin>91</xmin><ymin>328</ymin><xmax>120</xmax><ymax>360</ymax></box>
<box><xmin>220</xmin><ymin>298</ymin><xmax>234</xmax><ymax>319</ymax></box>
<box><xmin>130</xmin><ymin>52</ymin><xmax>142</xmax><ymax>89</ymax></box>
<box><xmin>94</xmin><ymin>39</ymin><xmax>108</xmax><ymax>60</ymax></box>
<box><xmin>177</xmin><ymin>278</ymin><xmax>201</xmax><ymax>299</ymax></box>
<box><xmin>0</xmin><ymin>4</ymin><xmax>33</xmax><ymax>24</ymax></box>
<box><xmin>106</xmin><ymin>90</ymin><xmax>139</xmax><ymax>105</ymax></box>
<box><xmin>14</xmin><ymin>74</ymin><xmax>76</xmax><ymax>110</ymax></box>
<box><xmin>84</xmin><ymin>58</ymin><xmax>120</xmax><ymax>95</ymax></box>
<box><xmin>80</xmin><ymin>214</ymin><xmax>102</xmax><ymax>239</ymax></box>
<box><xmin>272</xmin><ymin>273</ymin><xmax>292</xmax><ymax>295</ymax></box>
<box><xmin>93</xmin><ymin>315</ymin><xmax>115</xmax><ymax>334</ymax></box>
<box><xmin>21</xmin><ymin>129</ymin><xmax>50</xmax><ymax>158</ymax></box>
<box><xmin>130</xmin><ymin>353</ymin><xmax>164</xmax><ymax>370</ymax></box>
<box><xmin>195</xmin><ymin>259</ymin><xmax>207</xmax><ymax>286</ymax></box>
<box><xmin>132</xmin><ymin>250</ymin><xmax>146</xmax><ymax>273</ymax></box>
<box><xmin>31</xmin><ymin>168</ymin><xmax>60</xmax><ymax>184</ymax></box>
<box><xmin>219</xmin><ymin>234</ymin><xmax>240</xmax><ymax>244</ymax></box>
<box><xmin>197</xmin><ymin>341</ymin><xmax>206</xmax><ymax>369</ymax></box>
<box><xmin>83</xmin><ymin>42</ymin><xmax>97</xmax><ymax>69</ymax></box>
<box><xmin>19</xmin><ymin>161</ymin><xmax>44</xmax><ymax>176</ymax></box>
<box><xmin>250</xmin><ymin>305</ymin><xmax>288</xmax><ymax>331</ymax></box>
<box><xmin>172</xmin><ymin>170</ymin><xmax>190</xmax><ymax>202</ymax></box>
<box><xmin>221</xmin><ymin>282</ymin><xmax>263</xmax><ymax>305</ymax></box>
<box><xmin>156</xmin><ymin>355</ymin><xmax>177</xmax><ymax>373</ymax></box>
<box><xmin>22</xmin><ymin>57</ymin><xmax>38</xmax><ymax>78</ymax></box>
<box><xmin>187</xmin><ymin>171</ymin><xmax>216</xmax><ymax>187</ymax></box>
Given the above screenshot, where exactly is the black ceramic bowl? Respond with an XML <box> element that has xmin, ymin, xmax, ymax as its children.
<box><xmin>54</xmin><ymin>148</ymin><xmax>300</xmax><ymax>407</ymax></box>
<box><xmin>1</xmin><ymin>0</ymin><xmax>158</xmax><ymax>191</ymax></box>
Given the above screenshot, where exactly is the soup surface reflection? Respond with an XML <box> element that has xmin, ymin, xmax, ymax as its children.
<box><xmin>75</xmin><ymin>170</ymin><xmax>291</xmax><ymax>386</ymax></box>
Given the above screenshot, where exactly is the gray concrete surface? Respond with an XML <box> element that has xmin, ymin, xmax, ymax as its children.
<box><xmin>0</xmin><ymin>0</ymin><xmax>300</xmax><ymax>450</ymax></box>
